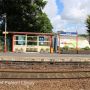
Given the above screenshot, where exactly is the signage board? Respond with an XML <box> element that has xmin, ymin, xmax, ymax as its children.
<box><xmin>60</xmin><ymin>32</ymin><xmax>77</xmax><ymax>36</ymax></box>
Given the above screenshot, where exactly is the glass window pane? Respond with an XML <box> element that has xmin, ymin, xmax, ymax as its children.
<box><xmin>27</xmin><ymin>42</ymin><xmax>37</xmax><ymax>45</ymax></box>
<box><xmin>27</xmin><ymin>36</ymin><xmax>37</xmax><ymax>41</ymax></box>
<box><xmin>16</xmin><ymin>35</ymin><xmax>26</xmax><ymax>41</ymax></box>
<box><xmin>44</xmin><ymin>37</ymin><xmax>50</xmax><ymax>41</ymax></box>
<box><xmin>39</xmin><ymin>42</ymin><xmax>50</xmax><ymax>46</ymax></box>
<box><xmin>39</xmin><ymin>36</ymin><xmax>50</xmax><ymax>42</ymax></box>
<box><xmin>16</xmin><ymin>41</ymin><xmax>25</xmax><ymax>45</ymax></box>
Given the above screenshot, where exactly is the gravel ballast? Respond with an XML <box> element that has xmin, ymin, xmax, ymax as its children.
<box><xmin>0</xmin><ymin>79</ymin><xmax>90</xmax><ymax>90</ymax></box>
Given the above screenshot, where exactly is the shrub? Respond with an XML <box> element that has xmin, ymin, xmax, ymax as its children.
<box><xmin>63</xmin><ymin>46</ymin><xmax>69</xmax><ymax>50</ymax></box>
<box><xmin>83</xmin><ymin>46</ymin><xmax>90</xmax><ymax>50</ymax></box>
<box><xmin>45</xmin><ymin>48</ymin><xmax>50</xmax><ymax>53</ymax></box>
<box><xmin>40</xmin><ymin>48</ymin><xmax>45</xmax><ymax>53</ymax></box>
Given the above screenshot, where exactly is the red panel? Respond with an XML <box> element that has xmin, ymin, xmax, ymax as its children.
<box><xmin>8</xmin><ymin>32</ymin><xmax>53</xmax><ymax>36</ymax></box>
<box><xmin>50</xmin><ymin>36</ymin><xmax>52</xmax><ymax>53</ymax></box>
<box><xmin>12</xmin><ymin>35</ymin><xmax>14</xmax><ymax>52</ymax></box>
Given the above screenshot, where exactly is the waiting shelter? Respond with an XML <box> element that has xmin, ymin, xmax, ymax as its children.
<box><xmin>3</xmin><ymin>32</ymin><xmax>53</xmax><ymax>53</ymax></box>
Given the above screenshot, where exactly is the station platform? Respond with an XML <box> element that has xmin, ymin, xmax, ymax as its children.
<box><xmin>0</xmin><ymin>52</ymin><xmax>90</xmax><ymax>62</ymax></box>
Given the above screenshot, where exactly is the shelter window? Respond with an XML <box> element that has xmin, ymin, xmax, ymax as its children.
<box><xmin>16</xmin><ymin>35</ymin><xmax>26</xmax><ymax>41</ymax></box>
<box><xmin>16</xmin><ymin>41</ymin><xmax>25</xmax><ymax>45</ymax></box>
<box><xmin>14</xmin><ymin>35</ymin><xmax>26</xmax><ymax>45</ymax></box>
<box><xmin>27</xmin><ymin>42</ymin><xmax>37</xmax><ymax>45</ymax></box>
<box><xmin>39</xmin><ymin>36</ymin><xmax>50</xmax><ymax>46</ymax></box>
<box><xmin>39</xmin><ymin>42</ymin><xmax>50</xmax><ymax>46</ymax></box>
<box><xmin>27</xmin><ymin>36</ymin><xmax>37</xmax><ymax>46</ymax></box>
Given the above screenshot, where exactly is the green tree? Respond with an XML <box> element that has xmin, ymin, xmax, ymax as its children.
<box><xmin>86</xmin><ymin>15</ymin><xmax>90</xmax><ymax>44</ymax></box>
<box><xmin>33</xmin><ymin>13</ymin><xmax>53</xmax><ymax>33</ymax></box>
<box><xmin>0</xmin><ymin>0</ymin><xmax>53</xmax><ymax>33</ymax></box>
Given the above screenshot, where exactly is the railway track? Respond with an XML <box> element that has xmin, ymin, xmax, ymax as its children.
<box><xmin>0</xmin><ymin>61</ymin><xmax>90</xmax><ymax>79</ymax></box>
<box><xmin>0</xmin><ymin>61</ymin><xmax>90</xmax><ymax>72</ymax></box>
<box><xmin>0</xmin><ymin>61</ymin><xmax>90</xmax><ymax>66</ymax></box>
<box><xmin>0</xmin><ymin>61</ymin><xmax>90</xmax><ymax>69</ymax></box>
<box><xmin>0</xmin><ymin>70</ymin><xmax>90</xmax><ymax>79</ymax></box>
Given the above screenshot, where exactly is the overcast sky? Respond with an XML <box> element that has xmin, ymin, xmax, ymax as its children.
<box><xmin>43</xmin><ymin>0</ymin><xmax>90</xmax><ymax>34</ymax></box>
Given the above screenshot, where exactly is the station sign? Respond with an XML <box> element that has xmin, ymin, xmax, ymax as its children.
<box><xmin>39</xmin><ymin>36</ymin><xmax>44</xmax><ymax>41</ymax></box>
<box><xmin>60</xmin><ymin>32</ymin><xmax>77</xmax><ymax>36</ymax></box>
<box><xmin>39</xmin><ymin>36</ymin><xmax>44</xmax><ymax>45</ymax></box>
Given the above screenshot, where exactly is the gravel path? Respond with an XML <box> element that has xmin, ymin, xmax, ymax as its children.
<box><xmin>0</xmin><ymin>79</ymin><xmax>90</xmax><ymax>90</ymax></box>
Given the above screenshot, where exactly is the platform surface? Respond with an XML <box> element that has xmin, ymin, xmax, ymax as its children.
<box><xmin>0</xmin><ymin>52</ymin><xmax>90</xmax><ymax>62</ymax></box>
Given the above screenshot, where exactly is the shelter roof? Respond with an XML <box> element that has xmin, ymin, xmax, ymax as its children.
<box><xmin>3</xmin><ymin>31</ymin><xmax>53</xmax><ymax>36</ymax></box>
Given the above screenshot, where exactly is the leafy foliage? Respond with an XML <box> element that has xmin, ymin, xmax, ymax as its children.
<box><xmin>86</xmin><ymin>15</ymin><xmax>90</xmax><ymax>44</ymax></box>
<box><xmin>63</xmin><ymin>46</ymin><xmax>69</xmax><ymax>51</ymax></box>
<box><xmin>0</xmin><ymin>0</ymin><xmax>53</xmax><ymax>33</ymax></box>
<box><xmin>83</xmin><ymin>46</ymin><xmax>90</xmax><ymax>50</ymax></box>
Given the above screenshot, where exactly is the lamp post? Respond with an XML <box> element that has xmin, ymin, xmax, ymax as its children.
<box><xmin>3</xmin><ymin>13</ymin><xmax>7</xmax><ymax>52</ymax></box>
<box><xmin>76</xmin><ymin>30</ymin><xmax>78</xmax><ymax>54</ymax></box>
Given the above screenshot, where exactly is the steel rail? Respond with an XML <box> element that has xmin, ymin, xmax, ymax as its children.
<box><xmin>0</xmin><ymin>71</ymin><xmax>90</xmax><ymax>79</ymax></box>
<box><xmin>0</xmin><ymin>77</ymin><xmax>90</xmax><ymax>80</ymax></box>
<box><xmin>0</xmin><ymin>70</ymin><xmax>90</xmax><ymax>73</ymax></box>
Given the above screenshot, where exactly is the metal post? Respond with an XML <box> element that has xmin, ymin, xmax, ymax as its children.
<box><xmin>50</xmin><ymin>36</ymin><xmax>52</xmax><ymax>53</ymax></box>
<box><xmin>76</xmin><ymin>31</ymin><xmax>78</xmax><ymax>54</ymax></box>
<box><xmin>58</xmin><ymin>33</ymin><xmax>60</xmax><ymax>54</ymax></box>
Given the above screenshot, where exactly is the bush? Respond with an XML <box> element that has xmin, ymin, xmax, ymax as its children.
<box><xmin>63</xmin><ymin>46</ymin><xmax>69</xmax><ymax>50</ymax></box>
<box><xmin>45</xmin><ymin>48</ymin><xmax>50</xmax><ymax>53</ymax></box>
<box><xmin>83</xmin><ymin>46</ymin><xmax>90</xmax><ymax>50</ymax></box>
<box><xmin>40</xmin><ymin>48</ymin><xmax>45</xmax><ymax>53</ymax></box>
